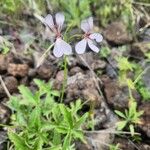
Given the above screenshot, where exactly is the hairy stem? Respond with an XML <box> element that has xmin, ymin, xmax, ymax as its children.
<box><xmin>60</xmin><ymin>55</ymin><xmax>68</xmax><ymax>103</ymax></box>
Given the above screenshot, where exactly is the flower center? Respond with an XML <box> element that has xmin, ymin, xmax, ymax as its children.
<box><xmin>83</xmin><ymin>33</ymin><xmax>90</xmax><ymax>39</ymax></box>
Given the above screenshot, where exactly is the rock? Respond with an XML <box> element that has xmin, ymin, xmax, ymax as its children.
<box><xmin>4</xmin><ymin>76</ymin><xmax>18</xmax><ymax>93</ymax></box>
<box><xmin>103</xmin><ymin>21</ymin><xmax>132</xmax><ymax>45</ymax></box>
<box><xmin>131</xmin><ymin>42</ymin><xmax>150</xmax><ymax>58</ymax></box>
<box><xmin>113</xmin><ymin>137</ymin><xmax>135</xmax><ymax>150</ymax></box>
<box><xmin>55</xmin><ymin>70</ymin><xmax>64</xmax><ymax>82</ymax></box>
<box><xmin>138</xmin><ymin>143</ymin><xmax>150</xmax><ymax>150</ymax></box>
<box><xmin>93</xmin><ymin>108</ymin><xmax>107</xmax><ymax>129</ymax></box>
<box><xmin>53</xmin><ymin>70</ymin><xmax>64</xmax><ymax>90</ymax></box>
<box><xmin>37</xmin><ymin>64</ymin><xmax>54</xmax><ymax>79</ymax></box>
<box><xmin>0</xmin><ymin>131</ymin><xmax>7</xmax><ymax>150</ymax></box>
<box><xmin>76</xmin><ymin>129</ymin><xmax>114</xmax><ymax>150</ymax></box>
<box><xmin>7</xmin><ymin>63</ymin><xmax>29</xmax><ymax>77</ymax></box>
<box><xmin>77</xmin><ymin>52</ymin><xmax>106</xmax><ymax>70</ymax></box>
<box><xmin>7</xmin><ymin>52</ymin><xmax>33</xmax><ymax>66</ymax></box>
<box><xmin>65</xmin><ymin>72</ymin><xmax>101</xmax><ymax>107</ymax></box>
<box><xmin>139</xmin><ymin>28</ymin><xmax>150</xmax><ymax>41</ymax></box>
<box><xmin>142</xmin><ymin>62</ymin><xmax>150</xmax><ymax>91</ymax></box>
<box><xmin>82</xmin><ymin>89</ymin><xmax>101</xmax><ymax>108</ymax></box>
<box><xmin>69</xmin><ymin>67</ymin><xmax>83</xmax><ymax>76</ymax></box>
<box><xmin>20</xmin><ymin>76</ymin><xmax>29</xmax><ymax>85</ymax></box>
<box><xmin>0</xmin><ymin>103</ymin><xmax>10</xmax><ymax>124</ymax></box>
<box><xmin>138</xmin><ymin>102</ymin><xmax>150</xmax><ymax>138</ymax></box>
<box><xmin>28</xmin><ymin>68</ymin><xmax>37</xmax><ymax>78</ymax></box>
<box><xmin>0</xmin><ymin>76</ymin><xmax>18</xmax><ymax>98</ymax></box>
<box><xmin>0</xmin><ymin>55</ymin><xmax>7</xmax><ymax>73</ymax></box>
<box><xmin>106</xmin><ymin>64</ymin><xmax>117</xmax><ymax>78</ymax></box>
<box><xmin>102</xmin><ymin>76</ymin><xmax>140</xmax><ymax>109</ymax></box>
<box><xmin>91</xmin><ymin>59</ymin><xmax>106</xmax><ymax>70</ymax></box>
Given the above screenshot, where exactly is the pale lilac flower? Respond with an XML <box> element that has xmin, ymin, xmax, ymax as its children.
<box><xmin>75</xmin><ymin>17</ymin><xmax>103</xmax><ymax>54</ymax></box>
<box><xmin>44</xmin><ymin>12</ymin><xmax>72</xmax><ymax>57</ymax></box>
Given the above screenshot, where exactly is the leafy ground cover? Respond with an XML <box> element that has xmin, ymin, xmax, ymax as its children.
<box><xmin>0</xmin><ymin>0</ymin><xmax>150</xmax><ymax>150</ymax></box>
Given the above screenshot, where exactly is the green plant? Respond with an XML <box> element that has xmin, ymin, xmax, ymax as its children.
<box><xmin>116</xmin><ymin>56</ymin><xmax>135</xmax><ymax>85</ymax></box>
<box><xmin>0</xmin><ymin>0</ymin><xmax>20</xmax><ymax>13</ymax></box>
<box><xmin>7</xmin><ymin>79</ymin><xmax>88</xmax><ymax>150</ymax></box>
<box><xmin>91</xmin><ymin>0</ymin><xmax>134</xmax><ymax>29</ymax></box>
<box><xmin>0</xmin><ymin>37</ymin><xmax>12</xmax><ymax>54</ymax></box>
<box><xmin>99</xmin><ymin>46</ymin><xmax>111</xmax><ymax>58</ymax></box>
<box><xmin>115</xmin><ymin>100</ymin><xmax>143</xmax><ymax>136</ymax></box>
<box><xmin>52</xmin><ymin>0</ymin><xmax>91</xmax><ymax>28</ymax></box>
<box><xmin>109</xmin><ymin>143</ymin><xmax>120</xmax><ymax>150</ymax></box>
<box><xmin>137</xmin><ymin>81</ymin><xmax>150</xmax><ymax>101</ymax></box>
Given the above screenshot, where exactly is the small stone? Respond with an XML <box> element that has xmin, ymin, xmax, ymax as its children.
<box><xmin>113</xmin><ymin>137</ymin><xmax>135</xmax><ymax>150</ymax></box>
<box><xmin>139</xmin><ymin>28</ymin><xmax>150</xmax><ymax>41</ymax></box>
<box><xmin>28</xmin><ymin>68</ymin><xmax>37</xmax><ymax>78</ymax></box>
<box><xmin>0</xmin><ymin>131</ymin><xmax>7</xmax><ymax>150</ymax></box>
<box><xmin>37</xmin><ymin>64</ymin><xmax>54</xmax><ymax>79</ymax></box>
<box><xmin>7</xmin><ymin>63</ymin><xmax>29</xmax><ymax>77</ymax></box>
<box><xmin>55</xmin><ymin>70</ymin><xmax>64</xmax><ymax>82</ymax></box>
<box><xmin>103</xmin><ymin>76</ymin><xmax>140</xmax><ymax>109</ymax></box>
<box><xmin>131</xmin><ymin>42</ymin><xmax>150</xmax><ymax>58</ymax></box>
<box><xmin>69</xmin><ymin>67</ymin><xmax>83</xmax><ymax>76</ymax></box>
<box><xmin>103</xmin><ymin>21</ymin><xmax>132</xmax><ymax>45</ymax></box>
<box><xmin>0</xmin><ymin>55</ymin><xmax>7</xmax><ymax>73</ymax></box>
<box><xmin>91</xmin><ymin>60</ymin><xmax>106</xmax><ymax>70</ymax></box>
<box><xmin>4</xmin><ymin>76</ymin><xmax>18</xmax><ymax>93</ymax></box>
<box><xmin>65</xmin><ymin>72</ymin><xmax>101</xmax><ymax>107</ymax></box>
<box><xmin>0</xmin><ymin>103</ymin><xmax>10</xmax><ymax>124</ymax></box>
<box><xmin>138</xmin><ymin>102</ymin><xmax>150</xmax><ymax>138</ymax></box>
<box><xmin>82</xmin><ymin>88</ymin><xmax>101</xmax><ymax>107</ymax></box>
<box><xmin>0</xmin><ymin>76</ymin><xmax>18</xmax><ymax>98</ymax></box>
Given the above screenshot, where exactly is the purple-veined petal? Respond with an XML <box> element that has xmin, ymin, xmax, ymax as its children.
<box><xmin>55</xmin><ymin>12</ymin><xmax>65</xmax><ymax>32</ymax></box>
<box><xmin>81</xmin><ymin>17</ymin><xmax>93</xmax><ymax>33</ymax></box>
<box><xmin>58</xmin><ymin>38</ymin><xmax>72</xmax><ymax>55</ymax></box>
<box><xmin>44</xmin><ymin>14</ymin><xmax>55</xmax><ymax>30</ymax></box>
<box><xmin>81</xmin><ymin>19</ymin><xmax>91</xmax><ymax>33</ymax></box>
<box><xmin>88</xmin><ymin>39</ymin><xmax>100</xmax><ymax>53</ymax></box>
<box><xmin>88</xmin><ymin>17</ymin><xmax>93</xmax><ymax>31</ymax></box>
<box><xmin>89</xmin><ymin>33</ymin><xmax>103</xmax><ymax>42</ymax></box>
<box><xmin>75</xmin><ymin>39</ymin><xmax>87</xmax><ymax>54</ymax></box>
<box><xmin>53</xmin><ymin>38</ymin><xmax>64</xmax><ymax>57</ymax></box>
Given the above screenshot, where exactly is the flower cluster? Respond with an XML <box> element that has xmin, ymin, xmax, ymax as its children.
<box><xmin>44</xmin><ymin>12</ymin><xmax>103</xmax><ymax>58</ymax></box>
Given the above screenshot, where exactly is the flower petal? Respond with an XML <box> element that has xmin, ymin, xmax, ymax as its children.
<box><xmin>87</xmin><ymin>17</ymin><xmax>93</xmax><ymax>31</ymax></box>
<box><xmin>89</xmin><ymin>33</ymin><xmax>103</xmax><ymax>43</ymax></box>
<box><xmin>81</xmin><ymin>17</ymin><xmax>93</xmax><ymax>33</ymax></box>
<box><xmin>55</xmin><ymin>12</ymin><xmax>65</xmax><ymax>31</ymax></box>
<box><xmin>44</xmin><ymin>14</ymin><xmax>55</xmax><ymax>30</ymax></box>
<box><xmin>75</xmin><ymin>39</ymin><xmax>87</xmax><ymax>54</ymax></box>
<box><xmin>58</xmin><ymin>38</ymin><xmax>72</xmax><ymax>55</ymax></box>
<box><xmin>88</xmin><ymin>39</ymin><xmax>99</xmax><ymax>53</ymax></box>
<box><xmin>81</xmin><ymin>19</ymin><xmax>90</xmax><ymax>33</ymax></box>
<box><xmin>53</xmin><ymin>38</ymin><xmax>64</xmax><ymax>57</ymax></box>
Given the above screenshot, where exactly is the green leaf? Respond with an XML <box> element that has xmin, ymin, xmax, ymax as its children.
<box><xmin>8</xmin><ymin>132</ymin><xmax>30</xmax><ymax>150</ymax></box>
<box><xmin>51</xmin><ymin>90</ymin><xmax>60</xmax><ymax>97</ymax></box>
<box><xmin>115</xmin><ymin>110</ymin><xmax>126</xmax><ymax>119</ymax></box>
<box><xmin>129</xmin><ymin>124</ymin><xmax>134</xmax><ymax>136</ymax></box>
<box><xmin>28</xmin><ymin>107</ymin><xmax>41</xmax><ymax>129</ymax></box>
<box><xmin>59</xmin><ymin>104</ymin><xmax>73</xmax><ymax>128</ymax></box>
<box><xmin>56</xmin><ymin>126</ymin><xmax>68</xmax><ymax>134</ymax></box>
<box><xmin>72</xmin><ymin>130</ymin><xmax>84</xmax><ymax>142</ymax></box>
<box><xmin>7</xmin><ymin>96</ymin><xmax>20</xmax><ymax>111</ymax></box>
<box><xmin>116</xmin><ymin>121</ymin><xmax>127</xmax><ymax>130</ymax></box>
<box><xmin>127</xmin><ymin>79</ymin><xmax>135</xmax><ymax>90</ymax></box>
<box><xmin>74</xmin><ymin>113</ymin><xmax>88</xmax><ymax>128</ymax></box>
<box><xmin>62</xmin><ymin>133</ymin><xmax>71</xmax><ymax>150</ymax></box>
<box><xmin>18</xmin><ymin>85</ymin><xmax>36</xmax><ymax>105</ymax></box>
<box><xmin>33</xmin><ymin>137</ymin><xmax>43</xmax><ymax>150</ymax></box>
<box><xmin>52</xmin><ymin>131</ymin><xmax>61</xmax><ymax>146</ymax></box>
<box><xmin>41</xmin><ymin>122</ymin><xmax>55</xmax><ymax>131</ymax></box>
